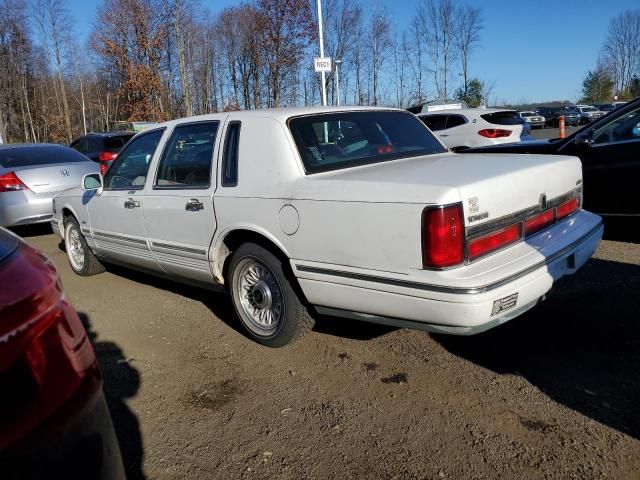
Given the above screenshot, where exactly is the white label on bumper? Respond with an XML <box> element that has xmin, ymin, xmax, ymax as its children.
<box><xmin>491</xmin><ymin>293</ymin><xmax>519</xmax><ymax>316</ymax></box>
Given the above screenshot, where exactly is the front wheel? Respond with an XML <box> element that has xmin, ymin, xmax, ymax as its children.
<box><xmin>64</xmin><ymin>217</ymin><xmax>105</xmax><ymax>276</ymax></box>
<box><xmin>228</xmin><ymin>243</ymin><xmax>314</xmax><ymax>347</ymax></box>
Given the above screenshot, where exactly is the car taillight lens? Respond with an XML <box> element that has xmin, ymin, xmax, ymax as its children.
<box><xmin>468</xmin><ymin>224</ymin><xmax>521</xmax><ymax>262</ymax></box>
<box><xmin>478</xmin><ymin>129</ymin><xmax>513</xmax><ymax>138</ymax></box>
<box><xmin>422</xmin><ymin>204</ymin><xmax>465</xmax><ymax>268</ymax></box>
<box><xmin>0</xmin><ymin>242</ymin><xmax>99</xmax><ymax>450</ymax></box>
<box><xmin>557</xmin><ymin>197</ymin><xmax>579</xmax><ymax>219</ymax></box>
<box><xmin>98</xmin><ymin>151</ymin><xmax>117</xmax><ymax>162</ymax></box>
<box><xmin>0</xmin><ymin>172</ymin><xmax>29</xmax><ymax>192</ymax></box>
<box><xmin>98</xmin><ymin>152</ymin><xmax>117</xmax><ymax>175</ymax></box>
<box><xmin>524</xmin><ymin>209</ymin><xmax>555</xmax><ymax>236</ymax></box>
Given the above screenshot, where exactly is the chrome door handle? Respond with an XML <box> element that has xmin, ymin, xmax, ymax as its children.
<box><xmin>124</xmin><ymin>198</ymin><xmax>140</xmax><ymax>209</ymax></box>
<box><xmin>185</xmin><ymin>199</ymin><xmax>204</xmax><ymax>212</ymax></box>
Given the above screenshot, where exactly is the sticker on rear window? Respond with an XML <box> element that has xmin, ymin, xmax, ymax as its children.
<box><xmin>491</xmin><ymin>293</ymin><xmax>519</xmax><ymax>316</ymax></box>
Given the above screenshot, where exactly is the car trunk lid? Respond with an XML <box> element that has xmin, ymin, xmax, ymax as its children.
<box><xmin>6</xmin><ymin>162</ymin><xmax>97</xmax><ymax>194</ymax></box>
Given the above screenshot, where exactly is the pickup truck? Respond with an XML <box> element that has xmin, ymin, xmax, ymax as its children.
<box><xmin>51</xmin><ymin>107</ymin><xmax>603</xmax><ymax>347</ymax></box>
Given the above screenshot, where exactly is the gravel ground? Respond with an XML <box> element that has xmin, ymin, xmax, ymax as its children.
<box><xmin>13</xmin><ymin>224</ymin><xmax>640</xmax><ymax>480</ymax></box>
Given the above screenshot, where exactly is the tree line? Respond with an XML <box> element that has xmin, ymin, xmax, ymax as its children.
<box><xmin>581</xmin><ymin>9</ymin><xmax>640</xmax><ymax>104</ymax></box>
<box><xmin>0</xmin><ymin>0</ymin><xmax>488</xmax><ymax>144</ymax></box>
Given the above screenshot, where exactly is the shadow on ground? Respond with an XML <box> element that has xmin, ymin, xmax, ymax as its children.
<box><xmin>100</xmin><ymin>263</ymin><xmax>393</xmax><ymax>343</ymax></box>
<box><xmin>602</xmin><ymin>217</ymin><xmax>640</xmax><ymax>244</ymax></box>
<box><xmin>79</xmin><ymin>313</ymin><xmax>146</xmax><ymax>480</ymax></box>
<box><xmin>434</xmin><ymin>258</ymin><xmax>640</xmax><ymax>439</ymax></box>
<box><xmin>8</xmin><ymin>223</ymin><xmax>53</xmax><ymax>238</ymax></box>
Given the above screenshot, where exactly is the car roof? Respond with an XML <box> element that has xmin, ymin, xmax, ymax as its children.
<box><xmin>78</xmin><ymin>131</ymin><xmax>136</xmax><ymax>138</ymax></box>
<box><xmin>417</xmin><ymin>107</ymin><xmax>515</xmax><ymax>117</ymax></box>
<box><xmin>0</xmin><ymin>143</ymin><xmax>66</xmax><ymax>150</ymax></box>
<box><xmin>151</xmin><ymin>106</ymin><xmax>404</xmax><ymax>130</ymax></box>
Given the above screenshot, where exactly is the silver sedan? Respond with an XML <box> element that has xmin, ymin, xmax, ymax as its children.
<box><xmin>0</xmin><ymin>144</ymin><xmax>98</xmax><ymax>227</ymax></box>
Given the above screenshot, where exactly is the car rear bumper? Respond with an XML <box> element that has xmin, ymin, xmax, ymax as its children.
<box><xmin>0</xmin><ymin>190</ymin><xmax>56</xmax><ymax>227</ymax></box>
<box><xmin>294</xmin><ymin>210</ymin><xmax>603</xmax><ymax>335</ymax></box>
<box><xmin>0</xmin><ymin>387</ymin><xmax>125</xmax><ymax>480</ymax></box>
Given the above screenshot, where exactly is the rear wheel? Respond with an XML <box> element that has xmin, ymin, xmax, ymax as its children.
<box><xmin>64</xmin><ymin>217</ymin><xmax>105</xmax><ymax>276</ymax></box>
<box><xmin>228</xmin><ymin>243</ymin><xmax>314</xmax><ymax>347</ymax></box>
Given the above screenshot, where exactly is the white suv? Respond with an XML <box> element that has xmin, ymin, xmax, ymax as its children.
<box><xmin>417</xmin><ymin>108</ymin><xmax>532</xmax><ymax>151</ymax></box>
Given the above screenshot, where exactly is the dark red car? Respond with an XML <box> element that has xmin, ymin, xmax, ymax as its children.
<box><xmin>0</xmin><ymin>228</ymin><xmax>124</xmax><ymax>479</ymax></box>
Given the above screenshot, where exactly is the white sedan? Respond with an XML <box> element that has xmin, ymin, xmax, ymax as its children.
<box><xmin>51</xmin><ymin>107</ymin><xmax>602</xmax><ymax>347</ymax></box>
<box><xmin>417</xmin><ymin>108</ymin><xmax>533</xmax><ymax>151</ymax></box>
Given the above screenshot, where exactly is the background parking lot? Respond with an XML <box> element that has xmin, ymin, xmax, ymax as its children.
<box><xmin>12</xmin><ymin>225</ymin><xmax>639</xmax><ymax>480</ymax></box>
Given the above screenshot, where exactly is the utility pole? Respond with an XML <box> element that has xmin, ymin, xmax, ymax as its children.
<box><xmin>317</xmin><ymin>0</ymin><xmax>327</xmax><ymax>106</ymax></box>
<box><xmin>335</xmin><ymin>60</ymin><xmax>342</xmax><ymax>106</ymax></box>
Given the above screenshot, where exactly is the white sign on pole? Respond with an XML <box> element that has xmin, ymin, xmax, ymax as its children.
<box><xmin>314</xmin><ymin>57</ymin><xmax>332</xmax><ymax>73</ymax></box>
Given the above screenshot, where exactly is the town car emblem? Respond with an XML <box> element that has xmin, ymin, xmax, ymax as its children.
<box><xmin>60</xmin><ymin>169</ymin><xmax>70</xmax><ymax>177</ymax></box>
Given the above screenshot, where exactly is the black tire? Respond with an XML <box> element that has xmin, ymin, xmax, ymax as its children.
<box><xmin>63</xmin><ymin>216</ymin><xmax>105</xmax><ymax>276</ymax></box>
<box><xmin>228</xmin><ymin>243</ymin><xmax>314</xmax><ymax>347</ymax></box>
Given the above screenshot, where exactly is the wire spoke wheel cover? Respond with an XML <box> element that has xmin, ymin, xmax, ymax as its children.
<box><xmin>234</xmin><ymin>257</ymin><xmax>285</xmax><ymax>336</ymax></box>
<box><xmin>65</xmin><ymin>223</ymin><xmax>85</xmax><ymax>271</ymax></box>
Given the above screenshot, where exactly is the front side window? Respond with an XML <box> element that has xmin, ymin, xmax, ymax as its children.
<box><xmin>103</xmin><ymin>129</ymin><xmax>164</xmax><ymax>190</ymax></box>
<box><xmin>289</xmin><ymin>111</ymin><xmax>447</xmax><ymax>174</ymax></box>
<box><xmin>155</xmin><ymin>122</ymin><xmax>218</xmax><ymax>188</ymax></box>
<box><xmin>592</xmin><ymin>106</ymin><xmax>640</xmax><ymax>145</ymax></box>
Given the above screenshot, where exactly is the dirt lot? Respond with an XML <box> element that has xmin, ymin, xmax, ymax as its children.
<box><xmin>14</xmin><ymin>224</ymin><xmax>640</xmax><ymax>480</ymax></box>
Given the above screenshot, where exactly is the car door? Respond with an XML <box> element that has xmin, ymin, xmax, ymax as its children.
<box><xmin>576</xmin><ymin>103</ymin><xmax>640</xmax><ymax>215</ymax></box>
<box><xmin>87</xmin><ymin>128</ymin><xmax>165</xmax><ymax>271</ymax></box>
<box><xmin>142</xmin><ymin>120</ymin><xmax>221</xmax><ymax>283</ymax></box>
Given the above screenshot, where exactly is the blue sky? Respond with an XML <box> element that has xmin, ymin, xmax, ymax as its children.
<box><xmin>66</xmin><ymin>0</ymin><xmax>638</xmax><ymax>103</ymax></box>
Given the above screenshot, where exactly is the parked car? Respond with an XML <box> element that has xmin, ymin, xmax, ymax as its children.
<box><xmin>51</xmin><ymin>107</ymin><xmax>602</xmax><ymax>347</ymax></box>
<box><xmin>462</xmin><ymin>98</ymin><xmax>640</xmax><ymax>217</ymax></box>
<box><xmin>595</xmin><ymin>102</ymin><xmax>627</xmax><ymax>112</ymax></box>
<box><xmin>569</xmin><ymin>105</ymin><xmax>606</xmax><ymax>125</ymax></box>
<box><xmin>417</xmin><ymin>108</ymin><xmax>533</xmax><ymax>150</ymax></box>
<box><xmin>535</xmin><ymin>107</ymin><xmax>580</xmax><ymax>127</ymax></box>
<box><xmin>0</xmin><ymin>144</ymin><xmax>98</xmax><ymax>227</ymax></box>
<box><xmin>70</xmin><ymin>132</ymin><xmax>135</xmax><ymax>175</ymax></box>
<box><xmin>518</xmin><ymin>111</ymin><xmax>545</xmax><ymax>129</ymax></box>
<box><xmin>0</xmin><ymin>227</ymin><xmax>124</xmax><ymax>479</ymax></box>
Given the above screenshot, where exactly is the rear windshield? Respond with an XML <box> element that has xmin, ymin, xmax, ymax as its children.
<box><xmin>104</xmin><ymin>135</ymin><xmax>134</xmax><ymax>152</ymax></box>
<box><xmin>0</xmin><ymin>146</ymin><xmax>91</xmax><ymax>168</ymax></box>
<box><xmin>289</xmin><ymin>111</ymin><xmax>447</xmax><ymax>174</ymax></box>
<box><xmin>481</xmin><ymin>111</ymin><xmax>523</xmax><ymax>126</ymax></box>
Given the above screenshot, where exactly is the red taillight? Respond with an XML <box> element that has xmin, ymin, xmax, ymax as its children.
<box><xmin>422</xmin><ymin>204</ymin><xmax>465</xmax><ymax>268</ymax></box>
<box><xmin>0</xmin><ymin>172</ymin><xmax>29</xmax><ymax>192</ymax></box>
<box><xmin>0</xmin><ymin>242</ymin><xmax>98</xmax><ymax>450</ymax></box>
<box><xmin>524</xmin><ymin>208</ymin><xmax>555</xmax><ymax>236</ymax></box>
<box><xmin>468</xmin><ymin>224</ymin><xmax>521</xmax><ymax>262</ymax></box>
<box><xmin>98</xmin><ymin>151</ymin><xmax>117</xmax><ymax>162</ymax></box>
<box><xmin>377</xmin><ymin>145</ymin><xmax>394</xmax><ymax>154</ymax></box>
<box><xmin>98</xmin><ymin>151</ymin><xmax>117</xmax><ymax>175</ymax></box>
<box><xmin>478</xmin><ymin>129</ymin><xmax>513</xmax><ymax>138</ymax></box>
<box><xmin>557</xmin><ymin>197</ymin><xmax>579</xmax><ymax>219</ymax></box>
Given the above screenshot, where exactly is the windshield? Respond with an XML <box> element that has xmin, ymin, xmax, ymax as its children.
<box><xmin>582</xmin><ymin>107</ymin><xmax>597</xmax><ymax>112</ymax></box>
<box><xmin>289</xmin><ymin>111</ymin><xmax>447</xmax><ymax>174</ymax></box>
<box><xmin>521</xmin><ymin>112</ymin><xmax>534</xmax><ymax>117</ymax></box>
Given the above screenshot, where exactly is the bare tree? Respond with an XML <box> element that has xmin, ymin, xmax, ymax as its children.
<box><xmin>455</xmin><ymin>4</ymin><xmax>482</xmax><ymax>101</ymax></box>
<box><xmin>601</xmin><ymin>9</ymin><xmax>640</xmax><ymax>97</ymax></box>
<box><xmin>368</xmin><ymin>10</ymin><xmax>391</xmax><ymax>106</ymax></box>
<box><xmin>31</xmin><ymin>0</ymin><xmax>73</xmax><ymax>141</ymax></box>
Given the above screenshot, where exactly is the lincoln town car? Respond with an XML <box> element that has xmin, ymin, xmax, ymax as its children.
<box><xmin>51</xmin><ymin>107</ymin><xmax>603</xmax><ymax>347</ymax></box>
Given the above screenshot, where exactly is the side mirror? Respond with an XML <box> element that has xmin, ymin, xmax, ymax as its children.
<box><xmin>574</xmin><ymin>131</ymin><xmax>592</xmax><ymax>147</ymax></box>
<box><xmin>82</xmin><ymin>173</ymin><xmax>103</xmax><ymax>192</ymax></box>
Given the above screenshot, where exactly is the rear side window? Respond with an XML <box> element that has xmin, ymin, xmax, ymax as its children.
<box><xmin>155</xmin><ymin>122</ymin><xmax>218</xmax><ymax>189</ymax></box>
<box><xmin>104</xmin><ymin>135</ymin><xmax>134</xmax><ymax>152</ymax></box>
<box><xmin>446</xmin><ymin>114</ymin><xmax>467</xmax><ymax>128</ymax></box>
<box><xmin>289</xmin><ymin>111</ymin><xmax>447</xmax><ymax>174</ymax></box>
<box><xmin>222</xmin><ymin>122</ymin><xmax>241</xmax><ymax>187</ymax></box>
<box><xmin>0</xmin><ymin>146</ymin><xmax>91</xmax><ymax>168</ymax></box>
<box><xmin>420</xmin><ymin>115</ymin><xmax>448</xmax><ymax>131</ymax></box>
<box><xmin>481</xmin><ymin>111</ymin><xmax>523</xmax><ymax>126</ymax></box>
